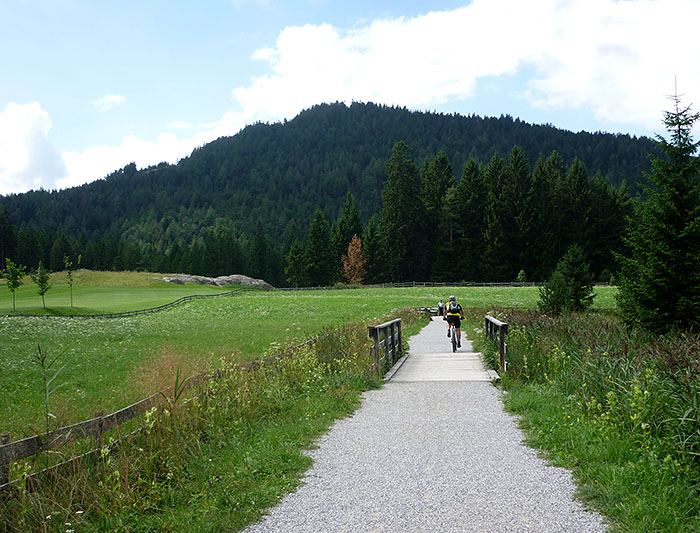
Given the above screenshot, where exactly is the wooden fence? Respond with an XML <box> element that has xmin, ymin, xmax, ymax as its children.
<box><xmin>485</xmin><ymin>315</ymin><xmax>509</xmax><ymax>372</ymax></box>
<box><xmin>5</xmin><ymin>286</ymin><xmax>257</xmax><ymax>319</ymax></box>
<box><xmin>368</xmin><ymin>318</ymin><xmax>402</xmax><ymax>374</ymax></box>
<box><xmin>278</xmin><ymin>281</ymin><xmax>546</xmax><ymax>291</ymax></box>
<box><xmin>0</xmin><ymin>337</ymin><xmax>317</xmax><ymax>490</ymax></box>
<box><xmin>0</xmin><ymin>313</ymin><xmax>407</xmax><ymax>490</ymax></box>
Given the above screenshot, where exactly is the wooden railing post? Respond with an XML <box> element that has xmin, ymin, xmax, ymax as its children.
<box><xmin>485</xmin><ymin>315</ymin><xmax>509</xmax><ymax>373</ymax></box>
<box><xmin>397</xmin><ymin>320</ymin><xmax>403</xmax><ymax>361</ymax></box>
<box><xmin>389</xmin><ymin>322</ymin><xmax>395</xmax><ymax>364</ymax></box>
<box><xmin>368</xmin><ymin>326</ymin><xmax>380</xmax><ymax>374</ymax></box>
<box><xmin>368</xmin><ymin>318</ymin><xmax>402</xmax><ymax>375</ymax></box>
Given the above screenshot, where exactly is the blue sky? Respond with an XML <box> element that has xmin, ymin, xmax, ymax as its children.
<box><xmin>1</xmin><ymin>0</ymin><xmax>699</xmax><ymax>196</ymax></box>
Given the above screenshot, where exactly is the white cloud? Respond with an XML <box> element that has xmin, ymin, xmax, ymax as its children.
<box><xmin>165</xmin><ymin>121</ymin><xmax>192</xmax><ymax>130</ymax></box>
<box><xmin>233</xmin><ymin>0</ymin><xmax>700</xmax><ymax>132</ymax></box>
<box><xmin>91</xmin><ymin>94</ymin><xmax>127</xmax><ymax>112</ymax></box>
<box><xmin>0</xmin><ymin>102</ymin><xmax>66</xmax><ymax>194</ymax></box>
<box><xmin>59</xmin><ymin>132</ymin><xmax>210</xmax><ymax>191</ymax></box>
<box><xmin>4</xmin><ymin>0</ymin><xmax>700</xmax><ymax>196</ymax></box>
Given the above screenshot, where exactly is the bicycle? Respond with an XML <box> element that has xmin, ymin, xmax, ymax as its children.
<box><xmin>450</xmin><ymin>323</ymin><xmax>457</xmax><ymax>352</ymax></box>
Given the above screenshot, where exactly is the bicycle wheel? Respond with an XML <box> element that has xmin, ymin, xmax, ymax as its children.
<box><xmin>451</xmin><ymin>326</ymin><xmax>457</xmax><ymax>352</ymax></box>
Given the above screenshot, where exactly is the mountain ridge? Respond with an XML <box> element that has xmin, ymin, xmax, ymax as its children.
<box><xmin>1</xmin><ymin>101</ymin><xmax>655</xmax><ymax>247</ymax></box>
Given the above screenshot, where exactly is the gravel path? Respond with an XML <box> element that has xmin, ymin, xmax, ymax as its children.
<box><xmin>244</xmin><ymin>320</ymin><xmax>608</xmax><ymax>532</ymax></box>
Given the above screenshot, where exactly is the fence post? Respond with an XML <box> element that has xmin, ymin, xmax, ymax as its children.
<box><xmin>93</xmin><ymin>411</ymin><xmax>105</xmax><ymax>452</ymax></box>
<box><xmin>389</xmin><ymin>322</ymin><xmax>395</xmax><ymax>364</ymax></box>
<box><xmin>397</xmin><ymin>320</ymin><xmax>403</xmax><ymax>360</ymax></box>
<box><xmin>384</xmin><ymin>325</ymin><xmax>390</xmax><ymax>368</ymax></box>
<box><xmin>1</xmin><ymin>434</ymin><xmax>9</xmax><ymax>486</ymax></box>
<box><xmin>368</xmin><ymin>327</ymin><xmax>380</xmax><ymax>374</ymax></box>
<box><xmin>499</xmin><ymin>327</ymin><xmax>506</xmax><ymax>372</ymax></box>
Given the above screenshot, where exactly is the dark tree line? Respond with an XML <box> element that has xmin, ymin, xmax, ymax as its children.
<box><xmin>0</xmin><ymin>140</ymin><xmax>633</xmax><ymax>287</ymax></box>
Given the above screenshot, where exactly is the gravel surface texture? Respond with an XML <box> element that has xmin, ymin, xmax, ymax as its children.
<box><xmin>244</xmin><ymin>321</ymin><xmax>608</xmax><ymax>532</ymax></box>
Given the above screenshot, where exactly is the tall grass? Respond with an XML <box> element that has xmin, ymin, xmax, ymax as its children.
<box><xmin>472</xmin><ymin>309</ymin><xmax>700</xmax><ymax>531</ymax></box>
<box><xmin>0</xmin><ymin>307</ymin><xmax>426</xmax><ymax>532</ymax></box>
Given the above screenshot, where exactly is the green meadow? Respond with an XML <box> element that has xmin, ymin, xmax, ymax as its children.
<box><xmin>7</xmin><ymin>272</ymin><xmax>697</xmax><ymax>532</ymax></box>
<box><xmin>0</xmin><ymin>274</ymin><xmax>618</xmax><ymax>438</ymax></box>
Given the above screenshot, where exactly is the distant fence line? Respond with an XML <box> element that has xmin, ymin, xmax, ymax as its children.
<box><xmin>277</xmin><ymin>281</ymin><xmax>546</xmax><ymax>291</ymax></box>
<box><xmin>4</xmin><ymin>286</ymin><xmax>259</xmax><ymax>319</ymax></box>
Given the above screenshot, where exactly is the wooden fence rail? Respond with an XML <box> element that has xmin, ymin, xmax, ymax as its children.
<box><xmin>0</xmin><ymin>336</ymin><xmax>317</xmax><ymax>490</ymax></box>
<box><xmin>485</xmin><ymin>315</ymin><xmax>509</xmax><ymax>372</ymax></box>
<box><xmin>368</xmin><ymin>318</ymin><xmax>402</xmax><ymax>374</ymax></box>
<box><xmin>6</xmin><ymin>286</ymin><xmax>257</xmax><ymax>320</ymax></box>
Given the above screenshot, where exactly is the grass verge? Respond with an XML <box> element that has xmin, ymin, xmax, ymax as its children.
<box><xmin>0</xmin><ymin>308</ymin><xmax>427</xmax><ymax>532</ymax></box>
<box><xmin>470</xmin><ymin>309</ymin><xmax>700</xmax><ymax>532</ymax></box>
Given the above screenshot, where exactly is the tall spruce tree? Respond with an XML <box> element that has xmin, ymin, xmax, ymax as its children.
<box><xmin>380</xmin><ymin>141</ymin><xmax>428</xmax><ymax>281</ymax></box>
<box><xmin>501</xmin><ymin>146</ymin><xmax>533</xmax><ymax>280</ymax></box>
<box><xmin>304</xmin><ymin>208</ymin><xmax>334</xmax><ymax>286</ymax></box>
<box><xmin>362</xmin><ymin>215</ymin><xmax>383</xmax><ymax>284</ymax></box>
<box><xmin>421</xmin><ymin>152</ymin><xmax>456</xmax><ymax>279</ymax></box>
<box><xmin>331</xmin><ymin>191</ymin><xmax>363</xmax><ymax>282</ymax></box>
<box><xmin>482</xmin><ymin>153</ymin><xmax>509</xmax><ymax>281</ymax></box>
<box><xmin>284</xmin><ymin>238</ymin><xmax>305</xmax><ymax>287</ymax></box>
<box><xmin>529</xmin><ymin>151</ymin><xmax>567</xmax><ymax>279</ymax></box>
<box><xmin>616</xmin><ymin>95</ymin><xmax>700</xmax><ymax>332</ymax></box>
<box><xmin>453</xmin><ymin>158</ymin><xmax>486</xmax><ymax>281</ymax></box>
<box><xmin>0</xmin><ymin>209</ymin><xmax>17</xmax><ymax>271</ymax></box>
<box><xmin>562</xmin><ymin>158</ymin><xmax>593</xmax><ymax>257</ymax></box>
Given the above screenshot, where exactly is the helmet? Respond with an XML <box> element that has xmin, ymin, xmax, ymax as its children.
<box><xmin>449</xmin><ymin>295</ymin><xmax>456</xmax><ymax>301</ymax></box>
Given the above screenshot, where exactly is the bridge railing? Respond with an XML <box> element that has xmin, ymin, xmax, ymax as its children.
<box><xmin>485</xmin><ymin>315</ymin><xmax>509</xmax><ymax>372</ymax></box>
<box><xmin>368</xmin><ymin>318</ymin><xmax>402</xmax><ymax>375</ymax></box>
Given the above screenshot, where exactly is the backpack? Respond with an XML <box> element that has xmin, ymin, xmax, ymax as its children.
<box><xmin>448</xmin><ymin>301</ymin><xmax>460</xmax><ymax>314</ymax></box>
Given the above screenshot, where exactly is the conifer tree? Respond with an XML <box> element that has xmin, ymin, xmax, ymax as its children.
<box><xmin>284</xmin><ymin>238</ymin><xmax>305</xmax><ymax>288</ymax></box>
<box><xmin>482</xmin><ymin>153</ymin><xmax>509</xmax><ymax>281</ymax></box>
<box><xmin>529</xmin><ymin>151</ymin><xmax>566</xmax><ymax>279</ymax></box>
<box><xmin>380</xmin><ymin>141</ymin><xmax>428</xmax><ymax>281</ymax></box>
<box><xmin>538</xmin><ymin>244</ymin><xmax>595</xmax><ymax>315</ymax></box>
<box><xmin>362</xmin><ymin>215</ymin><xmax>383</xmax><ymax>284</ymax></box>
<box><xmin>616</xmin><ymin>94</ymin><xmax>700</xmax><ymax>332</ymax></box>
<box><xmin>0</xmin><ymin>209</ymin><xmax>17</xmax><ymax>271</ymax></box>
<box><xmin>421</xmin><ymin>151</ymin><xmax>455</xmax><ymax>226</ymax></box>
<box><xmin>501</xmin><ymin>146</ymin><xmax>533</xmax><ymax>279</ymax></box>
<box><xmin>562</xmin><ymin>158</ymin><xmax>592</xmax><ymax>258</ymax></box>
<box><xmin>304</xmin><ymin>208</ymin><xmax>334</xmax><ymax>286</ymax></box>
<box><xmin>453</xmin><ymin>158</ymin><xmax>486</xmax><ymax>281</ymax></box>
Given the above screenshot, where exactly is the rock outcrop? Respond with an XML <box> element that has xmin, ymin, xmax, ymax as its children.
<box><xmin>155</xmin><ymin>274</ymin><xmax>274</xmax><ymax>290</ymax></box>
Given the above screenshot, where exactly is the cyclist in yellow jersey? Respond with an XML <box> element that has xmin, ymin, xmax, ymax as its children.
<box><xmin>443</xmin><ymin>295</ymin><xmax>466</xmax><ymax>348</ymax></box>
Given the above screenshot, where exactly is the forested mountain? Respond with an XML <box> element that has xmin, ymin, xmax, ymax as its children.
<box><xmin>0</xmin><ymin>101</ymin><xmax>657</xmax><ymax>286</ymax></box>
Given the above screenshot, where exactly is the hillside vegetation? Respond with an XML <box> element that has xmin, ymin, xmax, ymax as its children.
<box><xmin>0</xmin><ymin>102</ymin><xmax>654</xmax><ymax>287</ymax></box>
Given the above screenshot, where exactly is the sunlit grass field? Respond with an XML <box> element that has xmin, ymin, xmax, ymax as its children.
<box><xmin>0</xmin><ymin>272</ymin><xmax>619</xmax><ymax>437</ymax></box>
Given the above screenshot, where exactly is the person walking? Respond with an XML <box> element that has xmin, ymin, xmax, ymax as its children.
<box><xmin>437</xmin><ymin>299</ymin><xmax>444</xmax><ymax>318</ymax></box>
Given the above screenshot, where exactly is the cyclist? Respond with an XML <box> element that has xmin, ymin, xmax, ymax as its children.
<box><xmin>443</xmin><ymin>295</ymin><xmax>465</xmax><ymax>348</ymax></box>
